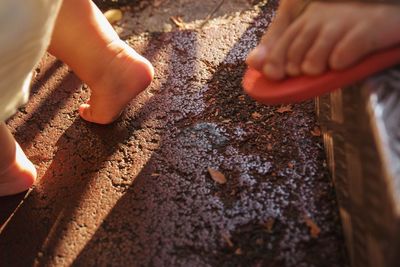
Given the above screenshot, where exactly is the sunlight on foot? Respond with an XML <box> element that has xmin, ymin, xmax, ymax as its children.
<box><xmin>79</xmin><ymin>40</ymin><xmax>154</xmax><ymax>124</ymax></box>
<box><xmin>0</xmin><ymin>142</ymin><xmax>37</xmax><ymax>197</ymax></box>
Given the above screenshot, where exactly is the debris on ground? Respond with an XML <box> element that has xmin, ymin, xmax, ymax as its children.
<box><xmin>104</xmin><ymin>9</ymin><xmax>123</xmax><ymax>24</ymax></box>
<box><xmin>170</xmin><ymin>16</ymin><xmax>186</xmax><ymax>29</ymax></box>
<box><xmin>304</xmin><ymin>215</ymin><xmax>322</xmax><ymax>238</ymax></box>
<box><xmin>276</xmin><ymin>105</ymin><xmax>293</xmax><ymax>114</ymax></box>
<box><xmin>0</xmin><ymin>1</ymin><xmax>348</xmax><ymax>266</ymax></box>
<box><xmin>208</xmin><ymin>167</ymin><xmax>227</xmax><ymax>184</ymax></box>
<box><xmin>222</xmin><ymin>233</ymin><xmax>235</xmax><ymax>248</ymax></box>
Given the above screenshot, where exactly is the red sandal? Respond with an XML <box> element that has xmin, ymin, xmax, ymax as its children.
<box><xmin>242</xmin><ymin>45</ymin><xmax>400</xmax><ymax>105</ymax></box>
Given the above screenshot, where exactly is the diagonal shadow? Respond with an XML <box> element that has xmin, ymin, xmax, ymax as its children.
<box><xmin>0</xmin><ymin>2</ymin><xmax>308</xmax><ymax>267</ymax></box>
<box><xmin>30</xmin><ymin>58</ymin><xmax>64</xmax><ymax>97</ymax></box>
<box><xmin>71</xmin><ymin>4</ymin><xmax>278</xmax><ymax>266</ymax></box>
<box><xmin>0</xmin><ymin>32</ymin><xmax>166</xmax><ymax>266</ymax></box>
<box><xmin>11</xmin><ymin>59</ymin><xmax>81</xmax><ymax>151</ymax></box>
<box><xmin>0</xmin><ymin>63</ymin><xmax>80</xmax><ymax>230</ymax></box>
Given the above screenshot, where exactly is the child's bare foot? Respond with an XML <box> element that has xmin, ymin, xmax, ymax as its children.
<box><xmin>247</xmin><ymin>1</ymin><xmax>400</xmax><ymax>80</ymax></box>
<box><xmin>78</xmin><ymin>40</ymin><xmax>154</xmax><ymax>124</ymax></box>
<box><xmin>0</xmin><ymin>124</ymin><xmax>36</xmax><ymax>196</ymax></box>
<box><xmin>48</xmin><ymin>0</ymin><xmax>154</xmax><ymax>125</ymax></box>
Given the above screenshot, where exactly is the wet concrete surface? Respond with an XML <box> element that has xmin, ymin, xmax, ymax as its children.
<box><xmin>0</xmin><ymin>1</ymin><xmax>348</xmax><ymax>266</ymax></box>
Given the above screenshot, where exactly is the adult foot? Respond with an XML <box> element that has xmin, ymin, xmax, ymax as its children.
<box><xmin>78</xmin><ymin>39</ymin><xmax>154</xmax><ymax>124</ymax></box>
<box><xmin>247</xmin><ymin>1</ymin><xmax>400</xmax><ymax>80</ymax></box>
<box><xmin>246</xmin><ymin>0</ymin><xmax>305</xmax><ymax>71</ymax></box>
<box><xmin>0</xmin><ymin>142</ymin><xmax>37</xmax><ymax>196</ymax></box>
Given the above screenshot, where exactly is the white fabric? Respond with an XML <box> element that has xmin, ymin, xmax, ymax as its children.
<box><xmin>0</xmin><ymin>0</ymin><xmax>62</xmax><ymax>121</ymax></box>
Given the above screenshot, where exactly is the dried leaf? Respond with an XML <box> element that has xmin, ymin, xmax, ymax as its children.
<box><xmin>311</xmin><ymin>126</ymin><xmax>322</xmax><ymax>137</ymax></box>
<box><xmin>276</xmin><ymin>105</ymin><xmax>292</xmax><ymax>114</ymax></box>
<box><xmin>288</xmin><ymin>162</ymin><xmax>294</xmax><ymax>169</ymax></box>
<box><xmin>221</xmin><ymin>233</ymin><xmax>234</xmax><ymax>247</ymax></box>
<box><xmin>251</xmin><ymin>112</ymin><xmax>262</xmax><ymax>120</ymax></box>
<box><xmin>170</xmin><ymin>16</ymin><xmax>186</xmax><ymax>29</ymax></box>
<box><xmin>104</xmin><ymin>9</ymin><xmax>123</xmax><ymax>24</ymax></box>
<box><xmin>208</xmin><ymin>167</ymin><xmax>227</xmax><ymax>184</ymax></box>
<box><xmin>263</xmin><ymin>218</ymin><xmax>275</xmax><ymax>233</ymax></box>
<box><xmin>304</xmin><ymin>215</ymin><xmax>321</xmax><ymax>238</ymax></box>
<box><xmin>267</xmin><ymin>143</ymin><xmax>273</xmax><ymax>151</ymax></box>
<box><xmin>235</xmin><ymin>248</ymin><xmax>243</xmax><ymax>255</ymax></box>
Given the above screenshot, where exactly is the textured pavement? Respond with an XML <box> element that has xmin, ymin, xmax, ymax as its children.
<box><xmin>0</xmin><ymin>1</ymin><xmax>348</xmax><ymax>266</ymax></box>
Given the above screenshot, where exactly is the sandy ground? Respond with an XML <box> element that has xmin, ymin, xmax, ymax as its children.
<box><xmin>0</xmin><ymin>1</ymin><xmax>348</xmax><ymax>266</ymax></box>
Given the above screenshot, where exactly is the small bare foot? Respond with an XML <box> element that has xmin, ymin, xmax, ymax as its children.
<box><xmin>47</xmin><ymin>0</ymin><xmax>154</xmax><ymax>124</ymax></box>
<box><xmin>79</xmin><ymin>39</ymin><xmax>154</xmax><ymax>124</ymax></box>
<box><xmin>247</xmin><ymin>1</ymin><xmax>400</xmax><ymax>80</ymax></box>
<box><xmin>0</xmin><ymin>142</ymin><xmax>37</xmax><ymax>197</ymax></box>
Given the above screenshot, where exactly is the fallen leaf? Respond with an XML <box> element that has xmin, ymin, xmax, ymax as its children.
<box><xmin>288</xmin><ymin>162</ymin><xmax>294</xmax><ymax>168</ymax></box>
<box><xmin>235</xmin><ymin>248</ymin><xmax>243</xmax><ymax>255</ymax></box>
<box><xmin>208</xmin><ymin>167</ymin><xmax>227</xmax><ymax>184</ymax></box>
<box><xmin>104</xmin><ymin>9</ymin><xmax>123</xmax><ymax>24</ymax></box>
<box><xmin>276</xmin><ymin>105</ymin><xmax>292</xmax><ymax>114</ymax></box>
<box><xmin>221</xmin><ymin>233</ymin><xmax>234</xmax><ymax>247</ymax></box>
<box><xmin>267</xmin><ymin>143</ymin><xmax>273</xmax><ymax>151</ymax></box>
<box><xmin>304</xmin><ymin>215</ymin><xmax>321</xmax><ymax>238</ymax></box>
<box><xmin>311</xmin><ymin>126</ymin><xmax>322</xmax><ymax>137</ymax></box>
<box><xmin>263</xmin><ymin>218</ymin><xmax>275</xmax><ymax>233</ymax></box>
<box><xmin>251</xmin><ymin>112</ymin><xmax>262</xmax><ymax>120</ymax></box>
<box><xmin>170</xmin><ymin>16</ymin><xmax>186</xmax><ymax>29</ymax></box>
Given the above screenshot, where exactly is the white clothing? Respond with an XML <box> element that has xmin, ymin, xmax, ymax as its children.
<box><xmin>0</xmin><ymin>0</ymin><xmax>62</xmax><ymax>121</ymax></box>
